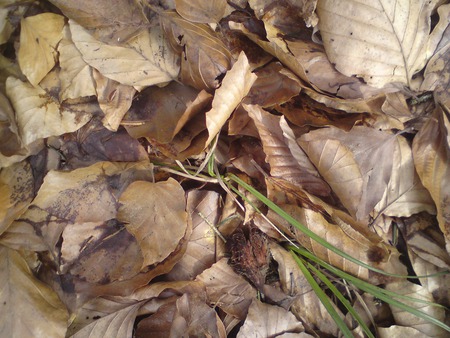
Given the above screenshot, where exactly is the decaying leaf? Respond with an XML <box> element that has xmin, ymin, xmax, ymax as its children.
<box><xmin>18</xmin><ymin>13</ymin><xmax>65</xmax><ymax>86</ymax></box>
<box><xmin>161</xmin><ymin>10</ymin><xmax>232</xmax><ymax>91</ymax></box>
<box><xmin>175</xmin><ymin>0</ymin><xmax>228</xmax><ymax>24</ymax></box>
<box><xmin>70</xmin><ymin>20</ymin><xmax>179</xmax><ymax>88</ymax></box>
<box><xmin>117</xmin><ymin>178</ymin><xmax>188</xmax><ymax>269</ymax></box>
<box><xmin>5</xmin><ymin>77</ymin><xmax>92</xmax><ymax>148</ymax></box>
<box><xmin>237</xmin><ymin>298</ymin><xmax>306</xmax><ymax>337</ymax></box>
<box><xmin>49</xmin><ymin>0</ymin><xmax>149</xmax><ymax>44</ymax></box>
<box><xmin>0</xmin><ymin>245</ymin><xmax>68</xmax><ymax>338</ymax></box>
<box><xmin>316</xmin><ymin>0</ymin><xmax>438</xmax><ymax>89</ymax></box>
<box><xmin>413</xmin><ymin>106</ymin><xmax>450</xmax><ymax>250</ymax></box>
<box><xmin>205</xmin><ymin>51</ymin><xmax>257</xmax><ymax>146</ymax></box>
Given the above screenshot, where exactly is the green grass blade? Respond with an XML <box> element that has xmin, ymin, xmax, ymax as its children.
<box><xmin>290</xmin><ymin>247</ymin><xmax>450</xmax><ymax>332</ymax></box>
<box><xmin>291</xmin><ymin>254</ymin><xmax>354</xmax><ymax>337</ymax></box>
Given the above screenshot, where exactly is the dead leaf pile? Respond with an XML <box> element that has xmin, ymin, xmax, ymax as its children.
<box><xmin>0</xmin><ymin>0</ymin><xmax>449</xmax><ymax>337</ymax></box>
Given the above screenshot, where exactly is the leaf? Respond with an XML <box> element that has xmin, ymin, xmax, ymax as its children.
<box><xmin>71</xmin><ymin>302</ymin><xmax>141</xmax><ymax>338</ymax></box>
<box><xmin>0</xmin><ymin>161</ymin><xmax>34</xmax><ymax>235</ymax></box>
<box><xmin>175</xmin><ymin>0</ymin><xmax>227</xmax><ymax>24</ymax></box>
<box><xmin>117</xmin><ymin>178</ymin><xmax>188</xmax><ymax>269</ymax></box>
<box><xmin>413</xmin><ymin>106</ymin><xmax>450</xmax><ymax>249</ymax></box>
<box><xmin>245</xmin><ymin>103</ymin><xmax>331</xmax><ymax>196</ymax></box>
<box><xmin>166</xmin><ymin>190</ymin><xmax>220</xmax><ymax>281</ymax></box>
<box><xmin>299</xmin><ymin>126</ymin><xmax>403</xmax><ymax>221</ymax></box>
<box><xmin>237</xmin><ymin>299</ymin><xmax>305</xmax><ymax>337</ymax></box>
<box><xmin>205</xmin><ymin>51</ymin><xmax>257</xmax><ymax>146</ymax></box>
<box><xmin>196</xmin><ymin>258</ymin><xmax>257</xmax><ymax>320</ymax></box>
<box><xmin>316</xmin><ymin>0</ymin><xmax>437</xmax><ymax>88</ymax></box>
<box><xmin>5</xmin><ymin>77</ymin><xmax>92</xmax><ymax>147</ymax></box>
<box><xmin>58</xmin><ymin>25</ymin><xmax>96</xmax><ymax>101</ymax></box>
<box><xmin>49</xmin><ymin>0</ymin><xmax>149</xmax><ymax>44</ymax></box>
<box><xmin>93</xmin><ymin>69</ymin><xmax>136</xmax><ymax>131</ymax></box>
<box><xmin>161</xmin><ymin>10</ymin><xmax>232</xmax><ymax>91</ymax></box>
<box><xmin>0</xmin><ymin>245</ymin><xmax>68</xmax><ymax>338</ymax></box>
<box><xmin>18</xmin><ymin>13</ymin><xmax>65</xmax><ymax>86</ymax></box>
<box><xmin>70</xmin><ymin>20</ymin><xmax>179</xmax><ymax>87</ymax></box>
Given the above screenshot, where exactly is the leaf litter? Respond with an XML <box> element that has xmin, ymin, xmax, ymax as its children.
<box><xmin>0</xmin><ymin>0</ymin><xmax>449</xmax><ymax>337</ymax></box>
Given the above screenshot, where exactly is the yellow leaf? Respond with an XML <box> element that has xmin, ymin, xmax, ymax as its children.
<box><xmin>0</xmin><ymin>245</ymin><xmax>68</xmax><ymax>338</ymax></box>
<box><xmin>18</xmin><ymin>13</ymin><xmax>65</xmax><ymax>86</ymax></box>
<box><xmin>175</xmin><ymin>0</ymin><xmax>227</xmax><ymax>23</ymax></box>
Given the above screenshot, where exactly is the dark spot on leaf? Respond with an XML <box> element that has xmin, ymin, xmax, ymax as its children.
<box><xmin>93</xmin><ymin>316</ymin><xmax>101</xmax><ymax>320</ymax></box>
<box><xmin>367</xmin><ymin>246</ymin><xmax>386</xmax><ymax>264</ymax></box>
<box><xmin>35</xmin><ymin>38</ymin><xmax>39</xmax><ymax>44</ymax></box>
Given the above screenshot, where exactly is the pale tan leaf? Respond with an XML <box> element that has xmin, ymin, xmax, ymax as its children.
<box><xmin>0</xmin><ymin>245</ymin><xmax>68</xmax><ymax>338</ymax></box>
<box><xmin>175</xmin><ymin>0</ymin><xmax>227</xmax><ymax>23</ymax></box>
<box><xmin>237</xmin><ymin>299</ymin><xmax>305</xmax><ymax>337</ymax></box>
<box><xmin>196</xmin><ymin>258</ymin><xmax>257</xmax><ymax>320</ymax></box>
<box><xmin>269</xmin><ymin>242</ymin><xmax>345</xmax><ymax>336</ymax></box>
<box><xmin>413</xmin><ymin>107</ymin><xmax>450</xmax><ymax>249</ymax></box>
<box><xmin>5</xmin><ymin>77</ymin><xmax>92</xmax><ymax>147</ymax></box>
<box><xmin>58</xmin><ymin>25</ymin><xmax>96</xmax><ymax>100</ymax></box>
<box><xmin>71</xmin><ymin>303</ymin><xmax>141</xmax><ymax>338</ymax></box>
<box><xmin>170</xmin><ymin>293</ymin><xmax>226</xmax><ymax>338</ymax></box>
<box><xmin>0</xmin><ymin>161</ymin><xmax>33</xmax><ymax>235</ymax></box>
<box><xmin>299</xmin><ymin>126</ymin><xmax>407</xmax><ymax>221</ymax></box>
<box><xmin>245</xmin><ymin>103</ymin><xmax>331</xmax><ymax>196</ymax></box>
<box><xmin>117</xmin><ymin>178</ymin><xmax>188</xmax><ymax>268</ymax></box>
<box><xmin>0</xmin><ymin>221</ymin><xmax>47</xmax><ymax>252</ymax></box>
<box><xmin>93</xmin><ymin>69</ymin><xmax>136</xmax><ymax>131</ymax></box>
<box><xmin>379</xmin><ymin>325</ymin><xmax>433</xmax><ymax>338</ymax></box>
<box><xmin>161</xmin><ymin>10</ymin><xmax>232</xmax><ymax>91</ymax></box>
<box><xmin>317</xmin><ymin>0</ymin><xmax>437</xmax><ymax>88</ymax></box>
<box><xmin>166</xmin><ymin>190</ymin><xmax>219</xmax><ymax>281</ymax></box>
<box><xmin>205</xmin><ymin>51</ymin><xmax>257</xmax><ymax>146</ymax></box>
<box><xmin>18</xmin><ymin>13</ymin><xmax>65</xmax><ymax>86</ymax></box>
<box><xmin>386</xmin><ymin>281</ymin><xmax>448</xmax><ymax>337</ymax></box>
<box><xmin>49</xmin><ymin>0</ymin><xmax>149</xmax><ymax>44</ymax></box>
<box><xmin>374</xmin><ymin>135</ymin><xmax>435</xmax><ymax>218</ymax></box>
<box><xmin>70</xmin><ymin>21</ymin><xmax>179</xmax><ymax>87</ymax></box>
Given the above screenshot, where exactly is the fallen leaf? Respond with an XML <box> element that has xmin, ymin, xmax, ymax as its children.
<box><xmin>5</xmin><ymin>77</ymin><xmax>92</xmax><ymax>148</ymax></box>
<box><xmin>205</xmin><ymin>51</ymin><xmax>257</xmax><ymax>146</ymax></box>
<box><xmin>18</xmin><ymin>13</ymin><xmax>65</xmax><ymax>86</ymax></box>
<box><xmin>93</xmin><ymin>69</ymin><xmax>136</xmax><ymax>131</ymax></box>
<box><xmin>70</xmin><ymin>20</ymin><xmax>179</xmax><ymax>87</ymax></box>
<box><xmin>0</xmin><ymin>161</ymin><xmax>34</xmax><ymax>235</ymax></box>
<box><xmin>316</xmin><ymin>0</ymin><xmax>437</xmax><ymax>89</ymax></box>
<box><xmin>413</xmin><ymin>106</ymin><xmax>450</xmax><ymax>250</ymax></box>
<box><xmin>117</xmin><ymin>178</ymin><xmax>188</xmax><ymax>269</ymax></box>
<box><xmin>0</xmin><ymin>245</ymin><xmax>68</xmax><ymax>338</ymax></box>
<box><xmin>237</xmin><ymin>298</ymin><xmax>305</xmax><ymax>337</ymax></box>
<box><xmin>166</xmin><ymin>190</ymin><xmax>220</xmax><ymax>281</ymax></box>
<box><xmin>175</xmin><ymin>0</ymin><xmax>227</xmax><ymax>24</ymax></box>
<box><xmin>0</xmin><ymin>91</ymin><xmax>23</xmax><ymax>159</ymax></box>
<box><xmin>161</xmin><ymin>10</ymin><xmax>232</xmax><ymax>91</ymax></box>
<box><xmin>58</xmin><ymin>25</ymin><xmax>96</xmax><ymax>101</ymax></box>
<box><xmin>49</xmin><ymin>0</ymin><xmax>149</xmax><ymax>44</ymax></box>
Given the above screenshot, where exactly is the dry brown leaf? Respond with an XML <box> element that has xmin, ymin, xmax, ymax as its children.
<box><xmin>316</xmin><ymin>0</ymin><xmax>438</xmax><ymax>89</ymax></box>
<box><xmin>49</xmin><ymin>0</ymin><xmax>149</xmax><ymax>44</ymax></box>
<box><xmin>237</xmin><ymin>298</ymin><xmax>305</xmax><ymax>337</ymax></box>
<box><xmin>299</xmin><ymin>126</ymin><xmax>419</xmax><ymax>221</ymax></box>
<box><xmin>58</xmin><ymin>25</ymin><xmax>96</xmax><ymax>101</ymax></box>
<box><xmin>175</xmin><ymin>0</ymin><xmax>227</xmax><ymax>24</ymax></box>
<box><xmin>379</xmin><ymin>325</ymin><xmax>434</xmax><ymax>338</ymax></box>
<box><xmin>117</xmin><ymin>179</ymin><xmax>188</xmax><ymax>269</ymax></box>
<box><xmin>196</xmin><ymin>258</ymin><xmax>257</xmax><ymax>320</ymax></box>
<box><xmin>5</xmin><ymin>77</ymin><xmax>92</xmax><ymax>148</ymax></box>
<box><xmin>18</xmin><ymin>13</ymin><xmax>65</xmax><ymax>86</ymax></box>
<box><xmin>166</xmin><ymin>190</ymin><xmax>219</xmax><ymax>281</ymax></box>
<box><xmin>245</xmin><ymin>103</ymin><xmax>331</xmax><ymax>196</ymax></box>
<box><xmin>93</xmin><ymin>69</ymin><xmax>136</xmax><ymax>131</ymax></box>
<box><xmin>170</xmin><ymin>293</ymin><xmax>227</xmax><ymax>338</ymax></box>
<box><xmin>205</xmin><ymin>51</ymin><xmax>257</xmax><ymax>146</ymax></box>
<box><xmin>0</xmin><ymin>54</ymin><xmax>23</xmax><ymax>94</ymax></box>
<box><xmin>161</xmin><ymin>10</ymin><xmax>232</xmax><ymax>91</ymax></box>
<box><xmin>70</xmin><ymin>20</ymin><xmax>179</xmax><ymax>88</ymax></box>
<box><xmin>413</xmin><ymin>106</ymin><xmax>450</xmax><ymax>250</ymax></box>
<box><xmin>0</xmin><ymin>161</ymin><xmax>34</xmax><ymax>235</ymax></box>
<box><xmin>0</xmin><ymin>245</ymin><xmax>68</xmax><ymax>338</ymax></box>
<box><xmin>0</xmin><ymin>92</ymin><xmax>23</xmax><ymax>160</ymax></box>
<box><xmin>269</xmin><ymin>243</ymin><xmax>342</xmax><ymax>336</ymax></box>
<box><xmin>385</xmin><ymin>280</ymin><xmax>448</xmax><ymax>337</ymax></box>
